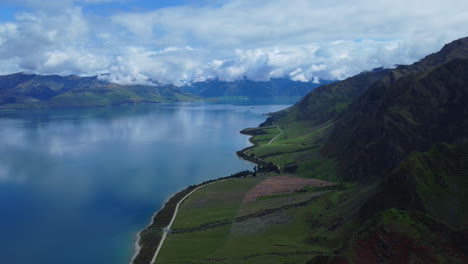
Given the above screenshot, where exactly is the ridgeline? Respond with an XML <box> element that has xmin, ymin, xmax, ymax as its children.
<box><xmin>146</xmin><ymin>36</ymin><xmax>468</xmax><ymax>263</ymax></box>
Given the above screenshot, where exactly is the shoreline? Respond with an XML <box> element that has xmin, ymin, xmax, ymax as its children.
<box><xmin>129</xmin><ymin>189</ymin><xmax>181</xmax><ymax>264</ymax></box>
<box><xmin>150</xmin><ymin>181</ymin><xmax>225</xmax><ymax>263</ymax></box>
<box><xmin>130</xmin><ymin>171</ymin><xmax>264</xmax><ymax>264</ymax></box>
<box><xmin>131</xmin><ymin>185</ymin><xmax>196</xmax><ymax>264</ymax></box>
<box><xmin>238</xmin><ymin>122</ymin><xmax>283</xmax><ymax>172</ymax></box>
<box><xmin>131</xmin><ymin>125</ymin><xmax>279</xmax><ymax>264</ymax></box>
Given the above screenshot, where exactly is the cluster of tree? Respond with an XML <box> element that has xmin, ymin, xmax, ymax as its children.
<box><xmin>188</xmin><ymin>170</ymin><xmax>255</xmax><ymax>189</ymax></box>
<box><xmin>236</xmin><ymin>149</ymin><xmax>281</xmax><ymax>174</ymax></box>
<box><xmin>254</xmin><ymin>162</ymin><xmax>280</xmax><ymax>174</ymax></box>
<box><xmin>188</xmin><ymin>160</ymin><xmax>282</xmax><ymax>192</ymax></box>
<box><xmin>229</xmin><ymin>170</ymin><xmax>253</xmax><ymax>178</ymax></box>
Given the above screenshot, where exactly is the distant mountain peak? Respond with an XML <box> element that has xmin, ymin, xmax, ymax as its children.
<box><xmin>180</xmin><ymin>77</ymin><xmax>334</xmax><ymax>99</ymax></box>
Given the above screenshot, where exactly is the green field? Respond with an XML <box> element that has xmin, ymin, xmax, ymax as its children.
<box><xmin>154</xmin><ymin>106</ymin><xmax>361</xmax><ymax>264</ymax></box>
<box><xmin>156</xmin><ymin>176</ymin><xmax>362</xmax><ymax>264</ymax></box>
<box><xmin>243</xmin><ymin>119</ymin><xmax>338</xmax><ymax>181</ymax></box>
<box><xmin>172</xmin><ymin>177</ymin><xmax>263</xmax><ymax>230</ymax></box>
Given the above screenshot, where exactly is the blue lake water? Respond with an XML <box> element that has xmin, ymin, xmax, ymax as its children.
<box><xmin>0</xmin><ymin>102</ymin><xmax>289</xmax><ymax>264</ymax></box>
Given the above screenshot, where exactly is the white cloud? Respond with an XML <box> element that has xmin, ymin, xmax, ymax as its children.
<box><xmin>0</xmin><ymin>0</ymin><xmax>468</xmax><ymax>84</ymax></box>
<box><xmin>0</xmin><ymin>6</ymin><xmax>111</xmax><ymax>75</ymax></box>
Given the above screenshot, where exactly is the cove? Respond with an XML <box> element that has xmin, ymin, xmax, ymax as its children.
<box><xmin>0</xmin><ymin>102</ymin><xmax>289</xmax><ymax>264</ymax></box>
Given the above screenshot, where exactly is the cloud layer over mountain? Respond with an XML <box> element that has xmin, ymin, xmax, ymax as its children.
<box><xmin>1</xmin><ymin>0</ymin><xmax>467</xmax><ymax>85</ymax></box>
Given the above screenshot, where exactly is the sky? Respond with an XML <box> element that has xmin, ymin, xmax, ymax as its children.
<box><xmin>0</xmin><ymin>0</ymin><xmax>467</xmax><ymax>86</ymax></box>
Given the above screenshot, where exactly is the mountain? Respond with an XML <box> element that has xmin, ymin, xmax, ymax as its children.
<box><xmin>0</xmin><ymin>73</ymin><xmax>198</xmax><ymax>108</ymax></box>
<box><xmin>180</xmin><ymin>78</ymin><xmax>333</xmax><ymax>100</ymax></box>
<box><xmin>0</xmin><ymin>73</ymin><xmax>334</xmax><ymax>108</ymax></box>
<box><xmin>326</xmin><ymin>57</ymin><xmax>468</xmax><ymax>181</ymax></box>
<box><xmin>286</xmin><ymin>68</ymin><xmax>392</xmax><ymax>124</ymax></box>
<box><xmin>277</xmin><ymin>37</ymin><xmax>468</xmax><ymax>126</ymax></box>
<box><xmin>259</xmin><ymin>37</ymin><xmax>468</xmax><ymax>180</ymax></box>
<box><xmin>362</xmin><ymin>142</ymin><xmax>468</xmax><ymax>227</ymax></box>
<box><xmin>241</xmin><ymin>37</ymin><xmax>468</xmax><ymax>263</ymax></box>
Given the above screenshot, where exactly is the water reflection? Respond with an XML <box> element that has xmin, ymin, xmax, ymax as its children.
<box><xmin>0</xmin><ymin>102</ymin><xmax>289</xmax><ymax>264</ymax></box>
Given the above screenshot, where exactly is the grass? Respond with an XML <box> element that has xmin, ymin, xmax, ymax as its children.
<box><xmin>237</xmin><ymin>191</ymin><xmax>321</xmax><ymax>217</ymax></box>
<box><xmin>157</xmin><ymin>177</ymin><xmax>262</xmax><ymax>264</ymax></box>
<box><xmin>244</xmin><ymin>119</ymin><xmax>338</xmax><ymax>181</ymax></box>
<box><xmin>157</xmin><ymin>176</ymin><xmax>363</xmax><ymax>264</ymax></box>
<box><xmin>158</xmin><ymin>225</ymin><xmax>233</xmax><ymax>264</ymax></box>
<box><xmin>249</xmin><ymin>127</ymin><xmax>281</xmax><ymax>145</ymax></box>
<box><xmin>394</xmin><ymin>143</ymin><xmax>468</xmax><ymax>228</ymax></box>
<box><xmin>172</xmin><ymin>177</ymin><xmax>263</xmax><ymax>229</ymax></box>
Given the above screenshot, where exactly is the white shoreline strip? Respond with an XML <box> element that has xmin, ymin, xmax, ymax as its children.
<box><xmin>130</xmin><ymin>191</ymin><xmax>180</xmax><ymax>264</ymax></box>
<box><xmin>130</xmin><ymin>232</ymin><xmax>141</xmax><ymax>264</ymax></box>
<box><xmin>150</xmin><ymin>181</ymin><xmax>222</xmax><ymax>264</ymax></box>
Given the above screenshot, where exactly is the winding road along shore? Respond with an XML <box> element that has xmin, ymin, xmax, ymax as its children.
<box><xmin>133</xmin><ymin>123</ymin><xmax>282</xmax><ymax>264</ymax></box>
<box><xmin>149</xmin><ymin>181</ymin><xmax>220</xmax><ymax>263</ymax></box>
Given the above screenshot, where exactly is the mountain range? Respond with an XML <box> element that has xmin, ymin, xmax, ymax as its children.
<box><xmin>0</xmin><ymin>74</ymin><xmax>328</xmax><ymax>109</ymax></box>
<box><xmin>180</xmin><ymin>78</ymin><xmax>332</xmax><ymax>100</ymax></box>
<box><xmin>243</xmin><ymin>36</ymin><xmax>468</xmax><ymax>263</ymax></box>
<box><xmin>0</xmin><ymin>73</ymin><xmax>199</xmax><ymax>109</ymax></box>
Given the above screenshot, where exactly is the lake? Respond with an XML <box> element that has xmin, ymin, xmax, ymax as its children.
<box><xmin>0</xmin><ymin>102</ymin><xmax>289</xmax><ymax>264</ymax></box>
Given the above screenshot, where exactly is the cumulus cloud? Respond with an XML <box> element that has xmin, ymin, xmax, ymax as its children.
<box><xmin>0</xmin><ymin>0</ymin><xmax>468</xmax><ymax>85</ymax></box>
<box><xmin>0</xmin><ymin>6</ymin><xmax>110</xmax><ymax>75</ymax></box>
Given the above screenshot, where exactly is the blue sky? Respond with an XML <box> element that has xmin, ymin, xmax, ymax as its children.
<box><xmin>0</xmin><ymin>1</ymin><xmax>182</xmax><ymax>19</ymax></box>
<box><xmin>0</xmin><ymin>0</ymin><xmax>468</xmax><ymax>85</ymax></box>
<box><xmin>1</xmin><ymin>0</ymin><xmax>219</xmax><ymax>18</ymax></box>
<box><xmin>0</xmin><ymin>5</ymin><xmax>18</xmax><ymax>21</ymax></box>
<box><xmin>81</xmin><ymin>1</ymin><xmax>206</xmax><ymax>15</ymax></box>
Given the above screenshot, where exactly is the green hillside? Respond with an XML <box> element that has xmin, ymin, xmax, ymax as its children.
<box><xmin>0</xmin><ymin>73</ymin><xmax>198</xmax><ymax>109</ymax></box>
<box><xmin>151</xmin><ymin>37</ymin><xmax>468</xmax><ymax>264</ymax></box>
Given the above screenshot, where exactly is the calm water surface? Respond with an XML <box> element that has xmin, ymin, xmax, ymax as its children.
<box><xmin>0</xmin><ymin>102</ymin><xmax>289</xmax><ymax>264</ymax></box>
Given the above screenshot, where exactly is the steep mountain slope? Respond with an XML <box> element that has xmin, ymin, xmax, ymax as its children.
<box><xmin>239</xmin><ymin>37</ymin><xmax>468</xmax><ymax>263</ymax></box>
<box><xmin>326</xmin><ymin>58</ymin><xmax>468</xmax><ymax>181</ymax></box>
<box><xmin>343</xmin><ymin>142</ymin><xmax>468</xmax><ymax>263</ymax></box>
<box><xmin>272</xmin><ymin>36</ymin><xmax>468</xmax><ymax>126</ymax></box>
<box><xmin>248</xmin><ymin>37</ymin><xmax>468</xmax><ymax>181</ymax></box>
<box><xmin>345</xmin><ymin>209</ymin><xmax>468</xmax><ymax>264</ymax></box>
<box><xmin>362</xmin><ymin>142</ymin><xmax>468</xmax><ymax>228</ymax></box>
<box><xmin>0</xmin><ymin>73</ymin><xmax>197</xmax><ymax>108</ymax></box>
<box><xmin>288</xmin><ymin>68</ymin><xmax>391</xmax><ymax>125</ymax></box>
<box><xmin>181</xmin><ymin>78</ymin><xmax>332</xmax><ymax>100</ymax></box>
